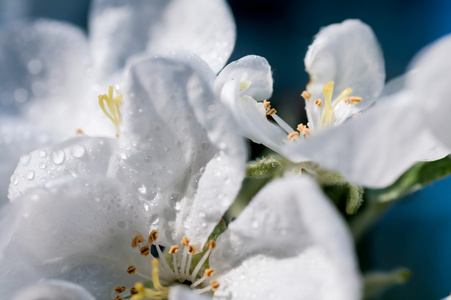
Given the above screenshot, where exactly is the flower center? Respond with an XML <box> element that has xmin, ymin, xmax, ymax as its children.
<box><xmin>98</xmin><ymin>85</ymin><xmax>123</xmax><ymax>138</ymax></box>
<box><xmin>240</xmin><ymin>80</ymin><xmax>362</xmax><ymax>141</ymax></box>
<box><xmin>114</xmin><ymin>230</ymin><xmax>219</xmax><ymax>300</ymax></box>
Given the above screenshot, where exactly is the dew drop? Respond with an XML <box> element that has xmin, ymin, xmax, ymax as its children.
<box><xmin>149</xmin><ymin>214</ymin><xmax>159</xmax><ymax>225</ymax></box>
<box><xmin>50</xmin><ymin>149</ymin><xmax>65</xmax><ymax>165</ymax></box>
<box><xmin>26</xmin><ymin>170</ymin><xmax>35</xmax><ymax>180</ymax></box>
<box><xmin>39</xmin><ymin>150</ymin><xmax>47</xmax><ymax>158</ymax></box>
<box><xmin>70</xmin><ymin>144</ymin><xmax>85</xmax><ymax>158</ymax></box>
<box><xmin>39</xmin><ymin>162</ymin><xmax>46</xmax><ymax>169</ymax></box>
<box><xmin>201</xmin><ymin>222</ymin><xmax>207</xmax><ymax>228</ymax></box>
<box><xmin>10</xmin><ymin>174</ymin><xmax>19</xmax><ymax>185</ymax></box>
<box><xmin>20</xmin><ymin>154</ymin><xmax>31</xmax><ymax>166</ymax></box>
<box><xmin>251</xmin><ymin>220</ymin><xmax>259</xmax><ymax>229</ymax></box>
<box><xmin>138</xmin><ymin>184</ymin><xmax>147</xmax><ymax>194</ymax></box>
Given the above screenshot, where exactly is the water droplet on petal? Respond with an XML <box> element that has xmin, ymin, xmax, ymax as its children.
<box><xmin>39</xmin><ymin>150</ymin><xmax>47</xmax><ymax>158</ymax></box>
<box><xmin>39</xmin><ymin>162</ymin><xmax>46</xmax><ymax>169</ymax></box>
<box><xmin>26</xmin><ymin>170</ymin><xmax>35</xmax><ymax>180</ymax></box>
<box><xmin>251</xmin><ymin>220</ymin><xmax>259</xmax><ymax>229</ymax></box>
<box><xmin>70</xmin><ymin>144</ymin><xmax>85</xmax><ymax>158</ymax></box>
<box><xmin>50</xmin><ymin>150</ymin><xmax>65</xmax><ymax>165</ymax></box>
<box><xmin>149</xmin><ymin>214</ymin><xmax>159</xmax><ymax>225</ymax></box>
<box><xmin>138</xmin><ymin>185</ymin><xmax>147</xmax><ymax>194</ymax></box>
<box><xmin>10</xmin><ymin>174</ymin><xmax>19</xmax><ymax>185</ymax></box>
<box><xmin>20</xmin><ymin>154</ymin><xmax>31</xmax><ymax>166</ymax></box>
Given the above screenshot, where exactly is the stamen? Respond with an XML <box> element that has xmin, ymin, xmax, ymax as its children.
<box><xmin>169</xmin><ymin>246</ymin><xmax>179</xmax><ymax>254</ymax></box>
<box><xmin>204</xmin><ymin>268</ymin><xmax>215</xmax><ymax>277</ymax></box>
<box><xmin>239</xmin><ymin>80</ymin><xmax>252</xmax><ymax>91</ymax></box>
<box><xmin>155</xmin><ymin>245</ymin><xmax>175</xmax><ymax>277</ymax></box>
<box><xmin>331</xmin><ymin>87</ymin><xmax>352</xmax><ymax>109</ymax></box>
<box><xmin>266</xmin><ymin>108</ymin><xmax>277</xmax><ymax>116</ymax></box>
<box><xmin>127</xmin><ymin>265</ymin><xmax>137</xmax><ymax>275</ymax></box>
<box><xmin>130</xmin><ymin>287</ymin><xmax>139</xmax><ymax>295</ymax></box>
<box><xmin>190</xmin><ymin>245</ymin><xmax>214</xmax><ymax>280</ymax></box>
<box><xmin>193</xmin><ymin>281</ymin><xmax>220</xmax><ymax>295</ymax></box>
<box><xmin>263</xmin><ymin>100</ymin><xmax>271</xmax><ymax>109</ymax></box>
<box><xmin>314</xmin><ymin>99</ymin><xmax>322</xmax><ymax>107</ymax></box>
<box><xmin>350</xmin><ymin>96</ymin><xmax>362</xmax><ymax>103</ymax></box>
<box><xmin>210</xmin><ymin>281</ymin><xmax>220</xmax><ymax>291</ymax></box>
<box><xmin>287</xmin><ymin>132</ymin><xmax>300</xmax><ymax>141</ymax></box>
<box><xmin>148</xmin><ymin>230</ymin><xmax>158</xmax><ymax>243</ymax></box>
<box><xmin>114</xmin><ymin>286</ymin><xmax>127</xmax><ymax>293</ymax></box>
<box><xmin>188</xmin><ymin>245</ymin><xmax>196</xmax><ymax>255</ymax></box>
<box><xmin>151</xmin><ymin>259</ymin><xmax>166</xmax><ymax>292</ymax></box>
<box><xmin>75</xmin><ymin>129</ymin><xmax>84</xmax><ymax>135</ymax></box>
<box><xmin>140</xmin><ymin>246</ymin><xmax>150</xmax><ymax>256</ymax></box>
<box><xmin>301</xmin><ymin>91</ymin><xmax>311</xmax><ymax>100</ymax></box>
<box><xmin>319</xmin><ymin>81</ymin><xmax>335</xmax><ymax>129</ymax></box>
<box><xmin>131</xmin><ymin>234</ymin><xmax>144</xmax><ymax>248</ymax></box>
<box><xmin>98</xmin><ymin>85</ymin><xmax>123</xmax><ymax>138</ymax></box>
<box><xmin>114</xmin><ymin>296</ymin><xmax>123</xmax><ymax>300</ymax></box>
<box><xmin>206</xmin><ymin>240</ymin><xmax>216</xmax><ymax>249</ymax></box>
<box><xmin>181</xmin><ymin>236</ymin><xmax>190</xmax><ymax>246</ymax></box>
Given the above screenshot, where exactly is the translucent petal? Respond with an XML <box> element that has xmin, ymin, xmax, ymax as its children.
<box><xmin>12</xmin><ymin>280</ymin><xmax>95</xmax><ymax>300</ymax></box>
<box><xmin>211</xmin><ymin>177</ymin><xmax>360</xmax><ymax>300</ymax></box>
<box><xmin>119</xmin><ymin>56</ymin><xmax>245</xmax><ymax>247</ymax></box>
<box><xmin>305</xmin><ymin>19</ymin><xmax>385</xmax><ymax>108</ymax></box>
<box><xmin>215</xmin><ymin>55</ymin><xmax>273</xmax><ymax>101</ymax></box>
<box><xmin>283</xmin><ymin>99</ymin><xmax>448</xmax><ymax>188</ymax></box>
<box><xmin>0</xmin><ymin>176</ymin><xmax>150</xmax><ymax>298</ymax></box>
<box><xmin>89</xmin><ymin>0</ymin><xmax>235</xmax><ymax>77</ymax></box>
<box><xmin>407</xmin><ymin>34</ymin><xmax>451</xmax><ymax>149</ymax></box>
<box><xmin>169</xmin><ymin>285</ymin><xmax>211</xmax><ymax>300</ymax></box>
<box><xmin>8</xmin><ymin>136</ymin><xmax>118</xmax><ymax>201</ymax></box>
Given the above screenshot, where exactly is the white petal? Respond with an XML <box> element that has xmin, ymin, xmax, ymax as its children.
<box><xmin>170</xmin><ymin>285</ymin><xmax>211</xmax><ymax>300</ymax></box>
<box><xmin>283</xmin><ymin>98</ymin><xmax>448</xmax><ymax>188</ymax></box>
<box><xmin>89</xmin><ymin>0</ymin><xmax>235</xmax><ymax>77</ymax></box>
<box><xmin>215</xmin><ymin>55</ymin><xmax>273</xmax><ymax>101</ymax></box>
<box><xmin>119</xmin><ymin>56</ymin><xmax>246</xmax><ymax>247</ymax></box>
<box><xmin>12</xmin><ymin>280</ymin><xmax>95</xmax><ymax>300</ymax></box>
<box><xmin>0</xmin><ymin>176</ymin><xmax>150</xmax><ymax>298</ymax></box>
<box><xmin>305</xmin><ymin>19</ymin><xmax>385</xmax><ymax>106</ymax></box>
<box><xmin>210</xmin><ymin>177</ymin><xmax>361</xmax><ymax>300</ymax></box>
<box><xmin>8</xmin><ymin>136</ymin><xmax>118</xmax><ymax>201</ymax></box>
<box><xmin>407</xmin><ymin>34</ymin><xmax>451</xmax><ymax>149</ymax></box>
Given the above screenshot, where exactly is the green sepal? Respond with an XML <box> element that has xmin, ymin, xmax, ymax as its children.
<box><xmin>363</xmin><ymin>268</ymin><xmax>410</xmax><ymax>299</ymax></box>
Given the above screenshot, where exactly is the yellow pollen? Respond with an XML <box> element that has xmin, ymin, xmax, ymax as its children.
<box><xmin>210</xmin><ymin>281</ymin><xmax>220</xmax><ymax>291</ymax></box>
<box><xmin>344</xmin><ymin>97</ymin><xmax>351</xmax><ymax>104</ymax></box>
<box><xmin>130</xmin><ymin>287</ymin><xmax>139</xmax><ymax>295</ymax></box>
<box><xmin>181</xmin><ymin>236</ymin><xmax>190</xmax><ymax>246</ymax></box>
<box><xmin>75</xmin><ymin>129</ymin><xmax>84</xmax><ymax>135</ymax></box>
<box><xmin>169</xmin><ymin>245</ymin><xmax>179</xmax><ymax>254</ymax></box>
<box><xmin>301</xmin><ymin>91</ymin><xmax>311</xmax><ymax>100</ymax></box>
<box><xmin>239</xmin><ymin>80</ymin><xmax>252</xmax><ymax>91</ymax></box>
<box><xmin>266</xmin><ymin>108</ymin><xmax>277</xmax><ymax>116</ymax></box>
<box><xmin>114</xmin><ymin>286</ymin><xmax>127</xmax><ymax>293</ymax></box>
<box><xmin>131</xmin><ymin>234</ymin><xmax>144</xmax><ymax>248</ymax></box>
<box><xmin>140</xmin><ymin>246</ymin><xmax>150</xmax><ymax>256</ymax></box>
<box><xmin>204</xmin><ymin>268</ymin><xmax>215</xmax><ymax>277</ymax></box>
<box><xmin>206</xmin><ymin>240</ymin><xmax>216</xmax><ymax>249</ymax></box>
<box><xmin>314</xmin><ymin>99</ymin><xmax>322</xmax><ymax>107</ymax></box>
<box><xmin>127</xmin><ymin>265</ymin><xmax>136</xmax><ymax>275</ymax></box>
<box><xmin>263</xmin><ymin>100</ymin><xmax>271</xmax><ymax>109</ymax></box>
<box><xmin>287</xmin><ymin>132</ymin><xmax>300</xmax><ymax>141</ymax></box>
<box><xmin>148</xmin><ymin>230</ymin><xmax>158</xmax><ymax>243</ymax></box>
<box><xmin>98</xmin><ymin>85</ymin><xmax>123</xmax><ymax>138</ymax></box>
<box><xmin>350</xmin><ymin>96</ymin><xmax>362</xmax><ymax>103</ymax></box>
<box><xmin>114</xmin><ymin>296</ymin><xmax>123</xmax><ymax>300</ymax></box>
<box><xmin>188</xmin><ymin>245</ymin><xmax>196</xmax><ymax>255</ymax></box>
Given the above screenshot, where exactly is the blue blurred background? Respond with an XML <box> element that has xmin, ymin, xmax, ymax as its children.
<box><xmin>1</xmin><ymin>0</ymin><xmax>451</xmax><ymax>298</ymax></box>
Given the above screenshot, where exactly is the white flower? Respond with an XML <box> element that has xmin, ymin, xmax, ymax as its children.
<box><xmin>0</xmin><ymin>0</ymin><xmax>236</xmax><ymax>205</ymax></box>
<box><xmin>215</xmin><ymin>19</ymin><xmax>449</xmax><ymax>188</ymax></box>
<box><xmin>2</xmin><ymin>56</ymin><xmax>360</xmax><ymax>300</ymax></box>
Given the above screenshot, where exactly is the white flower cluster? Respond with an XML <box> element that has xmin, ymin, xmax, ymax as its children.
<box><xmin>0</xmin><ymin>1</ymin><xmax>451</xmax><ymax>299</ymax></box>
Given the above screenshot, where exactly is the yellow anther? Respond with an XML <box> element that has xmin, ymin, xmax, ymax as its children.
<box><xmin>127</xmin><ymin>265</ymin><xmax>136</xmax><ymax>275</ymax></box>
<box><xmin>131</xmin><ymin>234</ymin><xmax>144</xmax><ymax>248</ymax></box>
<box><xmin>263</xmin><ymin>100</ymin><xmax>271</xmax><ymax>109</ymax></box>
<box><xmin>188</xmin><ymin>245</ymin><xmax>196</xmax><ymax>255</ymax></box>
<box><xmin>297</xmin><ymin>123</ymin><xmax>311</xmax><ymax>136</ymax></box>
<box><xmin>314</xmin><ymin>99</ymin><xmax>322</xmax><ymax>107</ymax></box>
<box><xmin>301</xmin><ymin>91</ymin><xmax>311</xmax><ymax>100</ymax></box>
<box><xmin>181</xmin><ymin>236</ymin><xmax>190</xmax><ymax>246</ymax></box>
<box><xmin>204</xmin><ymin>268</ymin><xmax>215</xmax><ymax>277</ymax></box>
<box><xmin>140</xmin><ymin>246</ymin><xmax>150</xmax><ymax>256</ymax></box>
<box><xmin>148</xmin><ymin>230</ymin><xmax>158</xmax><ymax>243</ymax></box>
<box><xmin>206</xmin><ymin>240</ymin><xmax>216</xmax><ymax>249</ymax></box>
<box><xmin>98</xmin><ymin>85</ymin><xmax>123</xmax><ymax>138</ymax></box>
<box><xmin>130</xmin><ymin>287</ymin><xmax>139</xmax><ymax>295</ymax></box>
<box><xmin>350</xmin><ymin>96</ymin><xmax>362</xmax><ymax>103</ymax></box>
<box><xmin>239</xmin><ymin>80</ymin><xmax>252</xmax><ymax>91</ymax></box>
<box><xmin>287</xmin><ymin>132</ymin><xmax>300</xmax><ymax>141</ymax></box>
<box><xmin>75</xmin><ymin>129</ymin><xmax>84</xmax><ymax>135</ymax></box>
<box><xmin>114</xmin><ymin>286</ymin><xmax>127</xmax><ymax>293</ymax></box>
<box><xmin>266</xmin><ymin>108</ymin><xmax>277</xmax><ymax>116</ymax></box>
<box><xmin>169</xmin><ymin>245</ymin><xmax>180</xmax><ymax>254</ymax></box>
<box><xmin>344</xmin><ymin>97</ymin><xmax>351</xmax><ymax>104</ymax></box>
<box><xmin>210</xmin><ymin>281</ymin><xmax>220</xmax><ymax>291</ymax></box>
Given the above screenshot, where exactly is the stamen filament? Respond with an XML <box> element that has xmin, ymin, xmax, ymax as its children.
<box><xmin>272</xmin><ymin>114</ymin><xmax>295</xmax><ymax>134</ymax></box>
<box><xmin>155</xmin><ymin>245</ymin><xmax>174</xmax><ymax>277</ymax></box>
<box><xmin>172</xmin><ymin>253</ymin><xmax>181</xmax><ymax>281</ymax></box>
<box><xmin>190</xmin><ymin>248</ymin><xmax>212</xmax><ymax>281</ymax></box>
<box><xmin>190</xmin><ymin>275</ymin><xmax>209</xmax><ymax>288</ymax></box>
<box><xmin>193</xmin><ymin>285</ymin><xmax>214</xmax><ymax>295</ymax></box>
<box><xmin>185</xmin><ymin>253</ymin><xmax>193</xmax><ymax>279</ymax></box>
<box><xmin>180</xmin><ymin>247</ymin><xmax>189</xmax><ymax>280</ymax></box>
<box><xmin>332</xmin><ymin>87</ymin><xmax>352</xmax><ymax>109</ymax></box>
